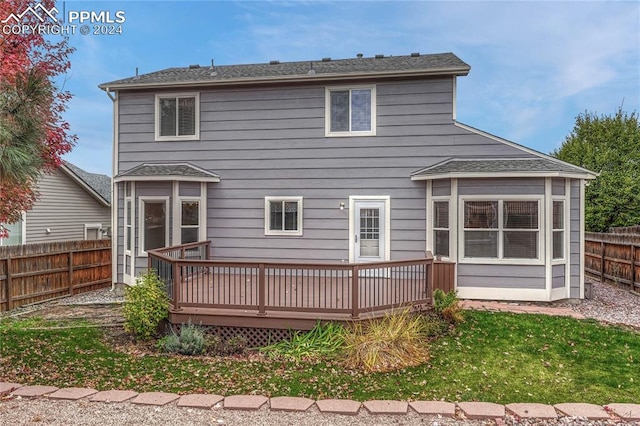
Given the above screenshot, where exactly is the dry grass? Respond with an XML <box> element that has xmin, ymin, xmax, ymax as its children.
<box><xmin>342</xmin><ymin>309</ymin><xmax>431</xmax><ymax>372</ymax></box>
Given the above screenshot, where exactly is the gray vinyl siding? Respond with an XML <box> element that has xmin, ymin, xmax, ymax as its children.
<box><xmin>115</xmin><ymin>78</ymin><xmax>541</xmax><ymax>280</ymax></box>
<box><xmin>552</xmin><ymin>264</ymin><xmax>565</xmax><ymax>289</ymax></box>
<box><xmin>117</xmin><ymin>182</ymin><xmax>125</xmax><ymax>278</ymax></box>
<box><xmin>26</xmin><ymin>169</ymin><xmax>110</xmax><ymax>243</ymax></box>
<box><xmin>570</xmin><ymin>180</ymin><xmax>581</xmax><ymax>298</ymax></box>
<box><xmin>432</xmin><ymin>179</ymin><xmax>451</xmax><ymax>197</ymax></box>
<box><xmin>552</xmin><ymin>178</ymin><xmax>565</xmax><ymax>196</ymax></box>
<box><xmin>458</xmin><ymin>178</ymin><xmax>545</xmax><ymax>196</ymax></box>
<box><xmin>457</xmin><ymin>264</ymin><xmax>545</xmax><ymax>289</ymax></box>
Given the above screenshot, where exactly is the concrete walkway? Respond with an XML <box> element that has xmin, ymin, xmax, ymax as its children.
<box><xmin>1</xmin><ymin>383</ymin><xmax>639</xmax><ymax>422</ymax></box>
<box><xmin>461</xmin><ymin>300</ymin><xmax>586</xmax><ymax>319</ymax></box>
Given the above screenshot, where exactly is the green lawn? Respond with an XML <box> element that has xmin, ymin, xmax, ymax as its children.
<box><xmin>0</xmin><ymin>311</ymin><xmax>638</xmax><ymax>404</ymax></box>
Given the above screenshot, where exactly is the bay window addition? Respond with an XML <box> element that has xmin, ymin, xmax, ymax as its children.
<box><xmin>265</xmin><ymin>197</ymin><xmax>303</xmax><ymax>236</ymax></box>
<box><xmin>463</xmin><ymin>200</ymin><xmax>540</xmax><ymax>260</ymax></box>
<box><xmin>433</xmin><ymin>201</ymin><xmax>450</xmax><ymax>257</ymax></box>
<box><xmin>552</xmin><ymin>200</ymin><xmax>564</xmax><ymax>259</ymax></box>
<box><xmin>155</xmin><ymin>93</ymin><xmax>199</xmax><ymax>140</ymax></box>
<box><xmin>326</xmin><ymin>86</ymin><xmax>376</xmax><ymax>136</ymax></box>
<box><xmin>180</xmin><ymin>200</ymin><xmax>200</xmax><ymax>244</ymax></box>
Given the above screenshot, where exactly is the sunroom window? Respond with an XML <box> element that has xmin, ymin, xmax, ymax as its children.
<box><xmin>433</xmin><ymin>201</ymin><xmax>449</xmax><ymax>257</ymax></box>
<box><xmin>552</xmin><ymin>200</ymin><xmax>564</xmax><ymax>259</ymax></box>
<box><xmin>463</xmin><ymin>200</ymin><xmax>539</xmax><ymax>260</ymax></box>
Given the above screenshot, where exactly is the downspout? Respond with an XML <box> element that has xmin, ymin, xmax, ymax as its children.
<box><xmin>103</xmin><ymin>87</ymin><xmax>119</xmax><ymax>289</ymax></box>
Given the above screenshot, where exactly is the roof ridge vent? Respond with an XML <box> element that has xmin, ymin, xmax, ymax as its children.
<box><xmin>375</xmin><ymin>54</ymin><xmax>384</xmax><ymax>59</ymax></box>
<box><xmin>269</xmin><ymin>60</ymin><xmax>280</xmax><ymax>65</ymax></box>
<box><xmin>189</xmin><ymin>64</ymin><xmax>200</xmax><ymax>69</ymax></box>
<box><xmin>410</xmin><ymin>52</ymin><xmax>420</xmax><ymax>57</ymax></box>
<box><xmin>356</xmin><ymin>53</ymin><xmax>363</xmax><ymax>58</ymax></box>
<box><xmin>321</xmin><ymin>57</ymin><xmax>331</xmax><ymax>62</ymax></box>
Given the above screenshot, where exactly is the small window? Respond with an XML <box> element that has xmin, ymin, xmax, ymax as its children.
<box><xmin>326</xmin><ymin>86</ymin><xmax>376</xmax><ymax>136</ymax></box>
<box><xmin>0</xmin><ymin>219</ymin><xmax>23</xmax><ymax>246</ymax></box>
<box><xmin>553</xmin><ymin>200</ymin><xmax>564</xmax><ymax>260</ymax></box>
<box><xmin>125</xmin><ymin>199</ymin><xmax>132</xmax><ymax>253</ymax></box>
<box><xmin>180</xmin><ymin>200</ymin><xmax>200</xmax><ymax>244</ymax></box>
<box><xmin>265</xmin><ymin>197</ymin><xmax>303</xmax><ymax>236</ymax></box>
<box><xmin>155</xmin><ymin>93</ymin><xmax>199</xmax><ymax>140</ymax></box>
<box><xmin>433</xmin><ymin>201</ymin><xmax>449</xmax><ymax>257</ymax></box>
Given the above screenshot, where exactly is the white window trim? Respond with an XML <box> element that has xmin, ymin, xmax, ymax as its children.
<box><xmin>432</xmin><ymin>197</ymin><xmax>452</xmax><ymax>260</ymax></box>
<box><xmin>124</xmin><ymin>195</ymin><xmax>132</xmax><ymax>256</ymax></box>
<box><xmin>325</xmin><ymin>85</ymin><xmax>376</xmax><ymax>137</ymax></box>
<box><xmin>459</xmin><ymin>196</ymin><xmax>544</xmax><ymax>265</ymax></box>
<box><xmin>264</xmin><ymin>196</ymin><xmax>303</xmax><ymax>236</ymax></box>
<box><xmin>154</xmin><ymin>92</ymin><xmax>200</xmax><ymax>141</ymax></box>
<box><xmin>179</xmin><ymin>197</ymin><xmax>203</xmax><ymax>243</ymax></box>
<box><xmin>84</xmin><ymin>223</ymin><xmax>103</xmax><ymax>240</ymax></box>
<box><xmin>138</xmin><ymin>196</ymin><xmax>169</xmax><ymax>257</ymax></box>
<box><xmin>551</xmin><ymin>198</ymin><xmax>566</xmax><ymax>262</ymax></box>
<box><xmin>0</xmin><ymin>212</ymin><xmax>26</xmax><ymax>246</ymax></box>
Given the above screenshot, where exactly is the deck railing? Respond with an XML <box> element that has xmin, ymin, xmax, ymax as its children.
<box><xmin>148</xmin><ymin>242</ymin><xmax>436</xmax><ymax>319</ymax></box>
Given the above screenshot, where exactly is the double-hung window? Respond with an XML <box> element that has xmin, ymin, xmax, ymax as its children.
<box><xmin>265</xmin><ymin>197</ymin><xmax>303</xmax><ymax>236</ymax></box>
<box><xmin>433</xmin><ymin>201</ymin><xmax>450</xmax><ymax>257</ymax></box>
<box><xmin>155</xmin><ymin>93</ymin><xmax>199</xmax><ymax>140</ymax></box>
<box><xmin>463</xmin><ymin>199</ymin><xmax>540</xmax><ymax>261</ymax></box>
<box><xmin>326</xmin><ymin>86</ymin><xmax>376</xmax><ymax>136</ymax></box>
<box><xmin>552</xmin><ymin>200</ymin><xmax>564</xmax><ymax>260</ymax></box>
<box><xmin>180</xmin><ymin>200</ymin><xmax>200</xmax><ymax>244</ymax></box>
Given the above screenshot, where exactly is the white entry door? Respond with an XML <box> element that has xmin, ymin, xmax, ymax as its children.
<box><xmin>354</xmin><ymin>200</ymin><xmax>386</xmax><ymax>263</ymax></box>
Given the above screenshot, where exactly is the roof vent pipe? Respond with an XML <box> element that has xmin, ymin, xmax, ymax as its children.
<box><xmin>210</xmin><ymin>59</ymin><xmax>217</xmax><ymax>77</ymax></box>
<box><xmin>307</xmin><ymin>61</ymin><xmax>315</xmax><ymax>75</ymax></box>
<box><xmin>133</xmin><ymin>67</ymin><xmax>139</xmax><ymax>80</ymax></box>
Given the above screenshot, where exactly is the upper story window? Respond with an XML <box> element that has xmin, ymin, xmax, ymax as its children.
<box><xmin>155</xmin><ymin>93</ymin><xmax>200</xmax><ymax>141</ymax></box>
<box><xmin>325</xmin><ymin>86</ymin><xmax>376</xmax><ymax>136</ymax></box>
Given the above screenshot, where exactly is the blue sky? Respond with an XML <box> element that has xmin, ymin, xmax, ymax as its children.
<box><xmin>46</xmin><ymin>0</ymin><xmax>640</xmax><ymax>176</ymax></box>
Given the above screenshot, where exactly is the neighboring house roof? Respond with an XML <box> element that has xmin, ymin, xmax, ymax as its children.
<box><xmin>60</xmin><ymin>162</ymin><xmax>111</xmax><ymax>206</ymax></box>
<box><xmin>114</xmin><ymin>163</ymin><xmax>221</xmax><ymax>183</ymax></box>
<box><xmin>411</xmin><ymin>158</ymin><xmax>596</xmax><ymax>180</ymax></box>
<box><xmin>99</xmin><ymin>52</ymin><xmax>470</xmax><ymax>90</ymax></box>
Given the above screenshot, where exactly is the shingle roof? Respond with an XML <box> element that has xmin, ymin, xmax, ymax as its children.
<box><xmin>100</xmin><ymin>52</ymin><xmax>470</xmax><ymax>89</ymax></box>
<box><xmin>62</xmin><ymin>161</ymin><xmax>111</xmax><ymax>205</ymax></box>
<box><xmin>114</xmin><ymin>163</ymin><xmax>220</xmax><ymax>182</ymax></box>
<box><xmin>411</xmin><ymin>158</ymin><xmax>596</xmax><ymax>180</ymax></box>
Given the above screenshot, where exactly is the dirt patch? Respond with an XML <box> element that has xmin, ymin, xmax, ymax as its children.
<box><xmin>18</xmin><ymin>303</ymin><xmax>125</xmax><ymax>327</ymax></box>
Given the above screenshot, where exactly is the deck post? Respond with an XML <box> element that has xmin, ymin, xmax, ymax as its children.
<box><xmin>173</xmin><ymin>261</ymin><xmax>181</xmax><ymax>311</ymax></box>
<box><xmin>258</xmin><ymin>263</ymin><xmax>266</xmax><ymax>316</ymax></box>
<box><xmin>351</xmin><ymin>264</ymin><xmax>359</xmax><ymax>319</ymax></box>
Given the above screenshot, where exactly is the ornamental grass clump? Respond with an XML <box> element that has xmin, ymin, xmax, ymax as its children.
<box><xmin>261</xmin><ymin>321</ymin><xmax>346</xmax><ymax>361</ymax></box>
<box><xmin>433</xmin><ymin>289</ymin><xmax>464</xmax><ymax>324</ymax></box>
<box><xmin>342</xmin><ymin>309</ymin><xmax>431</xmax><ymax>372</ymax></box>
<box><xmin>123</xmin><ymin>270</ymin><xmax>169</xmax><ymax>340</ymax></box>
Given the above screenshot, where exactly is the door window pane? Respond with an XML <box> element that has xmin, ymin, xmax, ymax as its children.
<box><xmin>434</xmin><ymin>230</ymin><xmax>449</xmax><ymax>257</ymax></box>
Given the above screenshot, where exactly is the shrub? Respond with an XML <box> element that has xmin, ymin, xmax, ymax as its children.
<box><xmin>342</xmin><ymin>309</ymin><xmax>431</xmax><ymax>372</ymax></box>
<box><xmin>433</xmin><ymin>289</ymin><xmax>464</xmax><ymax>324</ymax></box>
<box><xmin>261</xmin><ymin>322</ymin><xmax>346</xmax><ymax>360</ymax></box>
<box><xmin>122</xmin><ymin>270</ymin><xmax>169</xmax><ymax>340</ymax></box>
<box><xmin>158</xmin><ymin>321</ymin><xmax>206</xmax><ymax>356</ymax></box>
<box><xmin>217</xmin><ymin>335</ymin><xmax>249</xmax><ymax>356</ymax></box>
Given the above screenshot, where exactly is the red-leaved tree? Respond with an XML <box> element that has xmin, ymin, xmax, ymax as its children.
<box><xmin>0</xmin><ymin>0</ymin><xmax>76</xmax><ymax>236</ymax></box>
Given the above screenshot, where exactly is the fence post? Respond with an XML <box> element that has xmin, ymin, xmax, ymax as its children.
<box><xmin>351</xmin><ymin>265</ymin><xmax>359</xmax><ymax>319</ymax></box>
<box><xmin>600</xmin><ymin>241</ymin><xmax>605</xmax><ymax>282</ymax></box>
<box><xmin>258</xmin><ymin>263</ymin><xmax>266</xmax><ymax>316</ymax></box>
<box><xmin>632</xmin><ymin>245</ymin><xmax>636</xmax><ymax>291</ymax></box>
<box><xmin>6</xmin><ymin>257</ymin><xmax>12</xmax><ymax>311</ymax></box>
<box><xmin>68</xmin><ymin>251</ymin><xmax>74</xmax><ymax>296</ymax></box>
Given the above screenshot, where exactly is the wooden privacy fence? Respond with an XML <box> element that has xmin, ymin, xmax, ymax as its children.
<box><xmin>0</xmin><ymin>240</ymin><xmax>112</xmax><ymax>312</ymax></box>
<box><xmin>585</xmin><ymin>231</ymin><xmax>640</xmax><ymax>293</ymax></box>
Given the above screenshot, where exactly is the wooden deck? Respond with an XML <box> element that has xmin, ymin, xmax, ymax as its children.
<box><xmin>149</xmin><ymin>242</ymin><xmax>455</xmax><ymax>330</ymax></box>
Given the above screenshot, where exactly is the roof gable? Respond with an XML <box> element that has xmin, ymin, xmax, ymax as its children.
<box><xmin>60</xmin><ymin>162</ymin><xmax>111</xmax><ymax>206</ymax></box>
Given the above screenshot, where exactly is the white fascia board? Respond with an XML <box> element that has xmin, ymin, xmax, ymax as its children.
<box><xmin>410</xmin><ymin>171</ymin><xmax>596</xmax><ymax>181</ymax></box>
